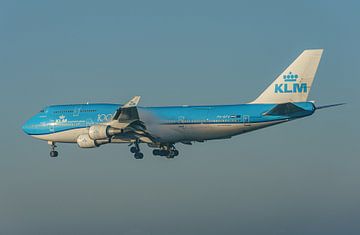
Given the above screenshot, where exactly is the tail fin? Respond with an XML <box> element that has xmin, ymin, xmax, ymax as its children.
<box><xmin>252</xmin><ymin>49</ymin><xmax>323</xmax><ymax>104</ymax></box>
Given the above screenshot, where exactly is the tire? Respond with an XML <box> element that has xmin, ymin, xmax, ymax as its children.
<box><xmin>134</xmin><ymin>152</ymin><xmax>144</xmax><ymax>159</ymax></box>
<box><xmin>130</xmin><ymin>146</ymin><xmax>138</xmax><ymax>153</ymax></box>
<box><xmin>166</xmin><ymin>153</ymin><xmax>175</xmax><ymax>159</ymax></box>
<box><xmin>50</xmin><ymin>151</ymin><xmax>58</xmax><ymax>158</ymax></box>
<box><xmin>153</xmin><ymin>149</ymin><xmax>160</xmax><ymax>156</ymax></box>
<box><xmin>160</xmin><ymin>150</ymin><xmax>169</xmax><ymax>157</ymax></box>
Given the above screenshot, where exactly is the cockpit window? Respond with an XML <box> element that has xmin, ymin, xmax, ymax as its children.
<box><xmin>40</xmin><ymin>109</ymin><xmax>44</xmax><ymax>113</ymax></box>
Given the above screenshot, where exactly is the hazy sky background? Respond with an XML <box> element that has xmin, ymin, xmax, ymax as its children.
<box><xmin>1</xmin><ymin>0</ymin><xmax>359</xmax><ymax>234</ymax></box>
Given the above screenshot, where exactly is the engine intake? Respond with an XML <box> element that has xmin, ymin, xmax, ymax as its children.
<box><xmin>88</xmin><ymin>125</ymin><xmax>122</xmax><ymax>140</ymax></box>
<box><xmin>77</xmin><ymin>134</ymin><xmax>110</xmax><ymax>148</ymax></box>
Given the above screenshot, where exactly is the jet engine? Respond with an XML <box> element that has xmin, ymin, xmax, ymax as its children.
<box><xmin>88</xmin><ymin>125</ymin><xmax>122</xmax><ymax>140</ymax></box>
<box><xmin>77</xmin><ymin>134</ymin><xmax>110</xmax><ymax>148</ymax></box>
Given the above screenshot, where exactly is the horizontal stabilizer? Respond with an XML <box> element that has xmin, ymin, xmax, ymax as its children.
<box><xmin>264</xmin><ymin>102</ymin><xmax>308</xmax><ymax>116</ymax></box>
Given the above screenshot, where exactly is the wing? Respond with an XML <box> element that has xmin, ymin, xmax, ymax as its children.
<box><xmin>109</xmin><ymin>96</ymin><xmax>158</xmax><ymax>144</ymax></box>
<box><xmin>112</xmin><ymin>96</ymin><xmax>141</xmax><ymax>122</ymax></box>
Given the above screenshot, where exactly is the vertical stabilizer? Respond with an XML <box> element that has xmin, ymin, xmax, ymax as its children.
<box><xmin>252</xmin><ymin>49</ymin><xmax>323</xmax><ymax>104</ymax></box>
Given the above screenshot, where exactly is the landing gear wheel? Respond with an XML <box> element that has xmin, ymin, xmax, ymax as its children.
<box><xmin>50</xmin><ymin>151</ymin><xmax>58</xmax><ymax>158</ymax></box>
<box><xmin>166</xmin><ymin>150</ymin><xmax>178</xmax><ymax>159</ymax></box>
<box><xmin>166</xmin><ymin>153</ymin><xmax>175</xmax><ymax>159</ymax></box>
<box><xmin>160</xmin><ymin>150</ymin><xmax>170</xmax><ymax>157</ymax></box>
<box><xmin>134</xmin><ymin>152</ymin><xmax>144</xmax><ymax>159</ymax></box>
<box><xmin>49</xmin><ymin>141</ymin><xmax>58</xmax><ymax>158</ymax></box>
<box><xmin>154</xmin><ymin>144</ymin><xmax>180</xmax><ymax>158</ymax></box>
<box><xmin>153</xmin><ymin>149</ymin><xmax>161</xmax><ymax>156</ymax></box>
<box><xmin>130</xmin><ymin>146</ymin><xmax>139</xmax><ymax>153</ymax></box>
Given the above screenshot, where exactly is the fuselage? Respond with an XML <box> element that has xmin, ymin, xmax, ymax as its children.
<box><xmin>22</xmin><ymin>102</ymin><xmax>315</xmax><ymax>144</ymax></box>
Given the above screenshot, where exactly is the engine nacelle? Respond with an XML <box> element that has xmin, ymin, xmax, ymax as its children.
<box><xmin>89</xmin><ymin>125</ymin><xmax>124</xmax><ymax>140</ymax></box>
<box><xmin>77</xmin><ymin>134</ymin><xmax>98</xmax><ymax>148</ymax></box>
<box><xmin>88</xmin><ymin>125</ymin><xmax>123</xmax><ymax>140</ymax></box>
<box><xmin>88</xmin><ymin>125</ymin><xmax>110</xmax><ymax>140</ymax></box>
<box><xmin>77</xmin><ymin>134</ymin><xmax>110</xmax><ymax>148</ymax></box>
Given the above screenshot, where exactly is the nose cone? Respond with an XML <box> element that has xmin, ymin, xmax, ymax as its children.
<box><xmin>22</xmin><ymin>114</ymin><xmax>43</xmax><ymax>135</ymax></box>
<box><xmin>22</xmin><ymin>111</ymin><xmax>50</xmax><ymax>136</ymax></box>
<box><xmin>22</xmin><ymin>119</ymin><xmax>32</xmax><ymax>135</ymax></box>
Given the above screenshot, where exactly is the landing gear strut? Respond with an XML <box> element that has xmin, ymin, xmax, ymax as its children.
<box><xmin>153</xmin><ymin>144</ymin><xmax>179</xmax><ymax>158</ymax></box>
<box><xmin>130</xmin><ymin>141</ymin><xmax>144</xmax><ymax>159</ymax></box>
<box><xmin>49</xmin><ymin>141</ymin><xmax>58</xmax><ymax>158</ymax></box>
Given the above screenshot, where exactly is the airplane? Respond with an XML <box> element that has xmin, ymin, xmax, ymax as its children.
<box><xmin>22</xmin><ymin>49</ymin><xmax>344</xmax><ymax>159</ymax></box>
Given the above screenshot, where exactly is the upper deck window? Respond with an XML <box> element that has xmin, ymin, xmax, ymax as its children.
<box><xmin>80</xmin><ymin>110</ymin><xmax>96</xmax><ymax>113</ymax></box>
<box><xmin>54</xmin><ymin>110</ymin><xmax>74</xmax><ymax>114</ymax></box>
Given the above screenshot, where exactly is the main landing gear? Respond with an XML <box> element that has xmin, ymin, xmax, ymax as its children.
<box><xmin>49</xmin><ymin>141</ymin><xmax>58</xmax><ymax>158</ymax></box>
<box><xmin>152</xmin><ymin>144</ymin><xmax>179</xmax><ymax>159</ymax></box>
<box><xmin>129</xmin><ymin>142</ymin><xmax>179</xmax><ymax>159</ymax></box>
<box><xmin>130</xmin><ymin>141</ymin><xmax>144</xmax><ymax>159</ymax></box>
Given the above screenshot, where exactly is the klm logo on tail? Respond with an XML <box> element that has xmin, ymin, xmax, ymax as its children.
<box><xmin>275</xmin><ymin>72</ymin><xmax>307</xmax><ymax>93</ymax></box>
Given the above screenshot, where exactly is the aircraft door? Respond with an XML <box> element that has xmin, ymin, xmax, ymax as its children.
<box><xmin>73</xmin><ymin>106</ymin><xmax>81</xmax><ymax>116</ymax></box>
<box><xmin>243</xmin><ymin>115</ymin><xmax>251</xmax><ymax>126</ymax></box>
<box><xmin>86</xmin><ymin>118</ymin><xmax>94</xmax><ymax>127</ymax></box>
<box><xmin>177</xmin><ymin>115</ymin><xmax>186</xmax><ymax>129</ymax></box>
<box><xmin>49</xmin><ymin>119</ymin><xmax>55</xmax><ymax>133</ymax></box>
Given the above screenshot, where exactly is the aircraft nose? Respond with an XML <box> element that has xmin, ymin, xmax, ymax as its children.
<box><xmin>22</xmin><ymin>115</ymin><xmax>38</xmax><ymax>135</ymax></box>
<box><xmin>22</xmin><ymin>120</ymin><xmax>31</xmax><ymax>134</ymax></box>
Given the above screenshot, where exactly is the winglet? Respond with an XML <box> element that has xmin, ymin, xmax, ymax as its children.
<box><xmin>111</xmin><ymin>96</ymin><xmax>141</xmax><ymax>121</ymax></box>
<box><xmin>123</xmin><ymin>96</ymin><xmax>141</xmax><ymax>108</ymax></box>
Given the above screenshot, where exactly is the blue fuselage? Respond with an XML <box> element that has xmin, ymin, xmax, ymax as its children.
<box><xmin>22</xmin><ymin>102</ymin><xmax>315</xmax><ymax>144</ymax></box>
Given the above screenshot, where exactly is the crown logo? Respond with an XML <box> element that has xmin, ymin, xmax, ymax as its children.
<box><xmin>56</xmin><ymin>115</ymin><xmax>68</xmax><ymax>123</ymax></box>
<box><xmin>283</xmin><ymin>72</ymin><xmax>298</xmax><ymax>82</ymax></box>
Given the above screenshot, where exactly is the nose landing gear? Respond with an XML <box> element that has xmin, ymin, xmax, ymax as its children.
<box><xmin>49</xmin><ymin>141</ymin><xmax>58</xmax><ymax>158</ymax></box>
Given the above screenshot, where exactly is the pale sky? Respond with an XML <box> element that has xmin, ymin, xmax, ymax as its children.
<box><xmin>1</xmin><ymin>1</ymin><xmax>359</xmax><ymax>234</ymax></box>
